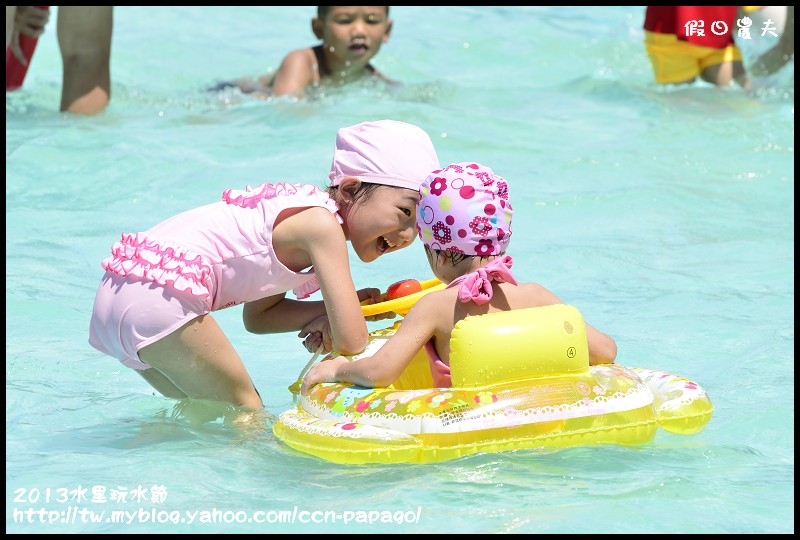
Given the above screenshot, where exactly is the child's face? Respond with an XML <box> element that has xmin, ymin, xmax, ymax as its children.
<box><xmin>346</xmin><ymin>185</ymin><xmax>419</xmax><ymax>263</ymax></box>
<box><xmin>314</xmin><ymin>7</ymin><xmax>392</xmax><ymax>67</ymax></box>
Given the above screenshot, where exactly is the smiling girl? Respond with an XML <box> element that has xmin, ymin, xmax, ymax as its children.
<box><xmin>89</xmin><ymin>120</ymin><xmax>439</xmax><ymax>410</ymax></box>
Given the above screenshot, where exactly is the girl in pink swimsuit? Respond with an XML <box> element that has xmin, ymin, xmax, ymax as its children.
<box><xmin>301</xmin><ymin>162</ymin><xmax>618</xmax><ymax>393</ymax></box>
<box><xmin>88</xmin><ymin>120</ymin><xmax>440</xmax><ymax>410</ymax></box>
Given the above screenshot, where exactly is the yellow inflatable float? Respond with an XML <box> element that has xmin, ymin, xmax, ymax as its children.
<box><xmin>273</xmin><ymin>280</ymin><xmax>713</xmax><ymax>465</ymax></box>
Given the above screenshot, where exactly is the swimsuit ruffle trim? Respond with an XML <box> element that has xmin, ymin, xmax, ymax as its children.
<box><xmin>293</xmin><ymin>277</ymin><xmax>320</xmax><ymax>300</ymax></box>
<box><xmin>101</xmin><ymin>233</ymin><xmax>213</xmax><ymax>299</ymax></box>
<box><xmin>222</xmin><ymin>182</ymin><xmax>339</xmax><ymax>300</ymax></box>
<box><xmin>222</xmin><ymin>182</ymin><xmax>341</xmax><ymax>223</ymax></box>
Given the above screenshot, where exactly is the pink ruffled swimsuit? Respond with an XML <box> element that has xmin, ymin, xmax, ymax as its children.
<box><xmin>425</xmin><ymin>256</ymin><xmax>517</xmax><ymax>387</ymax></box>
<box><xmin>88</xmin><ymin>183</ymin><xmax>340</xmax><ymax>370</ymax></box>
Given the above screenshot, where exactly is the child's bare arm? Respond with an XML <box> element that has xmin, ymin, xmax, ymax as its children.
<box><xmin>522</xmin><ymin>283</ymin><xmax>617</xmax><ymax>365</ymax></box>
<box><xmin>242</xmin><ymin>293</ymin><xmax>327</xmax><ymax>335</ymax></box>
<box><xmin>297</xmin><ymin>288</ymin><xmax>384</xmax><ymax>353</ymax></box>
<box><xmin>585</xmin><ymin>324</ymin><xmax>617</xmax><ymax>365</ymax></box>
<box><xmin>242</xmin><ymin>208</ymin><xmax>369</xmax><ymax>355</ymax></box>
<box><xmin>211</xmin><ymin>48</ymin><xmax>315</xmax><ymax>96</ymax></box>
<box><xmin>301</xmin><ymin>296</ymin><xmax>437</xmax><ymax>393</ymax></box>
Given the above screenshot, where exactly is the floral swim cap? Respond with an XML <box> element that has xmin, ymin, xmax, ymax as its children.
<box><xmin>417</xmin><ymin>162</ymin><xmax>512</xmax><ymax>257</ymax></box>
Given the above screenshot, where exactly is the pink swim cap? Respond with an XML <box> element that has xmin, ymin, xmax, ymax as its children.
<box><xmin>329</xmin><ymin>120</ymin><xmax>440</xmax><ymax>191</ymax></box>
<box><xmin>417</xmin><ymin>162</ymin><xmax>512</xmax><ymax>257</ymax></box>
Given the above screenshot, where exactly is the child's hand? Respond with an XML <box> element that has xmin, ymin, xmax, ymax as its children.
<box><xmin>10</xmin><ymin>6</ymin><xmax>50</xmax><ymax>65</ymax></box>
<box><xmin>356</xmin><ymin>287</ymin><xmax>382</xmax><ymax>304</ymax></box>
<box><xmin>298</xmin><ymin>315</ymin><xmax>332</xmax><ymax>353</ymax></box>
<box><xmin>300</xmin><ymin>356</ymin><xmax>348</xmax><ymax>395</ymax></box>
<box><xmin>357</xmin><ymin>286</ymin><xmax>397</xmax><ymax>321</ymax></box>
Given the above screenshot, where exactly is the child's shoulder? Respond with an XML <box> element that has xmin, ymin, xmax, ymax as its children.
<box><xmin>515</xmin><ymin>281</ymin><xmax>548</xmax><ymax>292</ymax></box>
<box><xmin>267</xmin><ymin>47</ymin><xmax>323</xmax><ymax>94</ymax></box>
<box><xmin>279</xmin><ymin>46</ymin><xmax>319</xmax><ymax>70</ymax></box>
<box><xmin>405</xmin><ymin>286</ymin><xmax>456</xmax><ymax>318</ymax></box>
<box><xmin>513</xmin><ymin>281</ymin><xmax>561</xmax><ymax>308</ymax></box>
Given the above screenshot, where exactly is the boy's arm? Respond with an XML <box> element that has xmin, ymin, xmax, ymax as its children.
<box><xmin>210</xmin><ymin>47</ymin><xmax>314</xmax><ymax>96</ymax></box>
<box><xmin>212</xmin><ymin>76</ymin><xmax>271</xmax><ymax>94</ymax></box>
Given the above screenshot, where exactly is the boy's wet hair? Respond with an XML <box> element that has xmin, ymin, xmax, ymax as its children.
<box><xmin>317</xmin><ymin>6</ymin><xmax>390</xmax><ymax>19</ymax></box>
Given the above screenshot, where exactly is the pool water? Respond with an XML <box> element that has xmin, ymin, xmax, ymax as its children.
<box><xmin>6</xmin><ymin>6</ymin><xmax>793</xmax><ymax>533</ymax></box>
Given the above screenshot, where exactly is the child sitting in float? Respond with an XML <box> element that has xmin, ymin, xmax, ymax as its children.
<box><xmin>301</xmin><ymin>162</ymin><xmax>617</xmax><ymax>393</ymax></box>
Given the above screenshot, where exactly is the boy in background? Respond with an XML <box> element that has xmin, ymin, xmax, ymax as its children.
<box><xmin>213</xmin><ymin>6</ymin><xmax>395</xmax><ymax>98</ymax></box>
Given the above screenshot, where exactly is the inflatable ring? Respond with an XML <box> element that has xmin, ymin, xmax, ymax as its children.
<box><xmin>274</xmin><ymin>304</ymin><xmax>714</xmax><ymax>464</ymax></box>
<box><xmin>360</xmin><ymin>278</ymin><xmax>445</xmax><ymax>317</ymax></box>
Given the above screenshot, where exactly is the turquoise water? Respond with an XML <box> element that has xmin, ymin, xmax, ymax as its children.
<box><xmin>6</xmin><ymin>6</ymin><xmax>793</xmax><ymax>534</ymax></box>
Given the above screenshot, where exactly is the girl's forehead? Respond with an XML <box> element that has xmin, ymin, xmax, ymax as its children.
<box><xmin>385</xmin><ymin>187</ymin><xmax>420</xmax><ymax>204</ymax></box>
